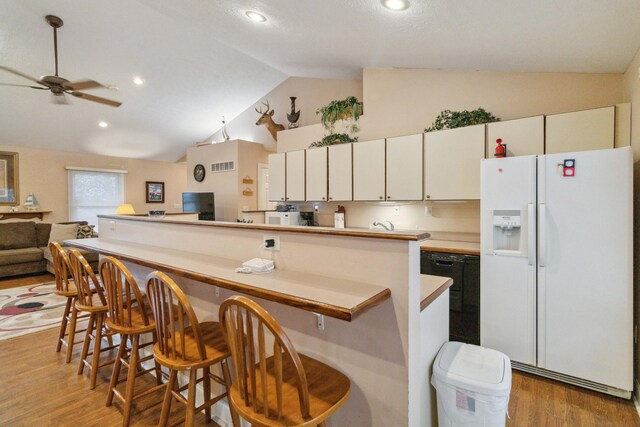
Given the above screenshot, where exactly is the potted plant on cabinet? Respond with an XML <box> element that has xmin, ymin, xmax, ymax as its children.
<box><xmin>310</xmin><ymin>96</ymin><xmax>362</xmax><ymax>148</ymax></box>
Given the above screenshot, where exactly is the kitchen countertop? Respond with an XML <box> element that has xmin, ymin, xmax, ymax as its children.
<box><xmin>420</xmin><ymin>239</ymin><xmax>480</xmax><ymax>256</ymax></box>
<box><xmin>98</xmin><ymin>214</ymin><xmax>430</xmax><ymax>241</ymax></box>
<box><xmin>421</xmin><ymin>275</ymin><xmax>454</xmax><ymax>311</ymax></box>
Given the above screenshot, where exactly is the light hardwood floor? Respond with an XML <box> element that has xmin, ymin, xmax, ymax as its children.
<box><xmin>1</xmin><ymin>274</ymin><xmax>638</xmax><ymax>426</ymax></box>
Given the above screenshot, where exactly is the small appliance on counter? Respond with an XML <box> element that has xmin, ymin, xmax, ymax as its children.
<box><xmin>334</xmin><ymin>205</ymin><xmax>345</xmax><ymax>228</ymax></box>
<box><xmin>299</xmin><ymin>211</ymin><xmax>316</xmax><ymax>226</ymax></box>
<box><xmin>275</xmin><ymin>204</ymin><xmax>296</xmax><ymax>212</ymax></box>
<box><xmin>265</xmin><ymin>211</ymin><xmax>301</xmax><ymax>226</ymax></box>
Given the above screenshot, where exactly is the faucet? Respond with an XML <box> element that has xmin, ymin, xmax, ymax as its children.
<box><xmin>372</xmin><ymin>221</ymin><xmax>395</xmax><ymax>231</ymax></box>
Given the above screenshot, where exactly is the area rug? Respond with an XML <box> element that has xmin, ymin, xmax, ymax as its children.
<box><xmin>0</xmin><ymin>282</ymin><xmax>67</xmax><ymax>341</ymax></box>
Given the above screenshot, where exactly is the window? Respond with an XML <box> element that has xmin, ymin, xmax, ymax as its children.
<box><xmin>68</xmin><ymin>168</ymin><xmax>125</xmax><ymax>231</ymax></box>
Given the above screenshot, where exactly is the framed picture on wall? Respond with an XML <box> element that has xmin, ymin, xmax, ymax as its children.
<box><xmin>0</xmin><ymin>151</ymin><xmax>19</xmax><ymax>205</ymax></box>
<box><xmin>145</xmin><ymin>181</ymin><xmax>164</xmax><ymax>203</ymax></box>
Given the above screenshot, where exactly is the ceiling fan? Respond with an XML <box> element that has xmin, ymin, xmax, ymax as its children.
<box><xmin>0</xmin><ymin>15</ymin><xmax>121</xmax><ymax>108</ymax></box>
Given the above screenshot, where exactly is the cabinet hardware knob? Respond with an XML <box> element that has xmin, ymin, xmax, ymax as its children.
<box><xmin>281</xmin><ymin>198</ymin><xmax>285</xmax><ymax>200</ymax></box>
<box><xmin>387</xmin><ymin>196</ymin><xmax>390</xmax><ymax>199</ymax></box>
<box><xmin>329</xmin><ymin>197</ymin><xmax>333</xmax><ymax>200</ymax></box>
<box><xmin>426</xmin><ymin>195</ymin><xmax>430</xmax><ymax>199</ymax></box>
<box><xmin>379</xmin><ymin>196</ymin><xmax>383</xmax><ymax>199</ymax></box>
<box><xmin>322</xmin><ymin>197</ymin><xmax>326</xmax><ymax>200</ymax></box>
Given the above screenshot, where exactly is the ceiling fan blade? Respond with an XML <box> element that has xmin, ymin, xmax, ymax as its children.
<box><xmin>70</xmin><ymin>91</ymin><xmax>121</xmax><ymax>108</ymax></box>
<box><xmin>63</xmin><ymin>79</ymin><xmax>112</xmax><ymax>91</ymax></box>
<box><xmin>0</xmin><ymin>65</ymin><xmax>45</xmax><ymax>85</ymax></box>
<box><xmin>0</xmin><ymin>82</ymin><xmax>47</xmax><ymax>89</ymax></box>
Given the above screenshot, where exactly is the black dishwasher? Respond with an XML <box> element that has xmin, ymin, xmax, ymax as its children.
<box><xmin>421</xmin><ymin>252</ymin><xmax>480</xmax><ymax>345</ymax></box>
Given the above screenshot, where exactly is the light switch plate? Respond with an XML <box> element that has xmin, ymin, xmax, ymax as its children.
<box><xmin>393</xmin><ymin>206</ymin><xmax>400</xmax><ymax>216</ymax></box>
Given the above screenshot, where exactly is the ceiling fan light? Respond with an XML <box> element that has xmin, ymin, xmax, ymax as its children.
<box><xmin>382</xmin><ymin>0</ymin><xmax>410</xmax><ymax>11</ymax></box>
<box><xmin>245</xmin><ymin>11</ymin><xmax>267</xmax><ymax>23</ymax></box>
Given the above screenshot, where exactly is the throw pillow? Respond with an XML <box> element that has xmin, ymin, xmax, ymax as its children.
<box><xmin>48</xmin><ymin>223</ymin><xmax>80</xmax><ymax>245</ymax></box>
<box><xmin>77</xmin><ymin>225</ymin><xmax>95</xmax><ymax>239</ymax></box>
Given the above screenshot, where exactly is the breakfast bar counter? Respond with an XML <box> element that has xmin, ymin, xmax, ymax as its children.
<box><xmin>64</xmin><ymin>238</ymin><xmax>390</xmax><ymax>321</ymax></box>
<box><xmin>83</xmin><ymin>214</ymin><xmax>448</xmax><ymax>427</ymax></box>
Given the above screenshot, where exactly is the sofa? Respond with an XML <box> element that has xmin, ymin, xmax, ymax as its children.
<box><xmin>0</xmin><ymin>221</ymin><xmax>98</xmax><ymax>278</ymax></box>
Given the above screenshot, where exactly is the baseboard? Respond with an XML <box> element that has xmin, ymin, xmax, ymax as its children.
<box><xmin>511</xmin><ymin>361</ymin><xmax>632</xmax><ymax>399</ymax></box>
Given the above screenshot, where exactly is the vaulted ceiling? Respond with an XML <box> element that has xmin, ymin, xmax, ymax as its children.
<box><xmin>1</xmin><ymin>0</ymin><xmax>639</xmax><ymax>161</ymax></box>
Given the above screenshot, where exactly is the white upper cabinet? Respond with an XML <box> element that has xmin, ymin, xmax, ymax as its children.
<box><xmin>285</xmin><ymin>150</ymin><xmax>305</xmax><ymax>201</ymax></box>
<box><xmin>328</xmin><ymin>144</ymin><xmax>353</xmax><ymax>201</ymax></box>
<box><xmin>268</xmin><ymin>153</ymin><xmax>286</xmax><ymax>202</ymax></box>
<box><xmin>545</xmin><ymin>106</ymin><xmax>615</xmax><ymax>154</ymax></box>
<box><xmin>386</xmin><ymin>134</ymin><xmax>423</xmax><ymax>201</ymax></box>
<box><xmin>306</xmin><ymin>147</ymin><xmax>327</xmax><ymax>201</ymax></box>
<box><xmin>424</xmin><ymin>124</ymin><xmax>485</xmax><ymax>200</ymax></box>
<box><xmin>486</xmin><ymin>116</ymin><xmax>544</xmax><ymax>158</ymax></box>
<box><xmin>353</xmin><ymin>139</ymin><xmax>386</xmax><ymax>201</ymax></box>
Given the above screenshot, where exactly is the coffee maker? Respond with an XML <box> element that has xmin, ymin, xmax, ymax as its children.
<box><xmin>299</xmin><ymin>212</ymin><xmax>316</xmax><ymax>226</ymax></box>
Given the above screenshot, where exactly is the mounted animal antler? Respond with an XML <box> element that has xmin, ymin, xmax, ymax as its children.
<box><xmin>255</xmin><ymin>100</ymin><xmax>285</xmax><ymax>141</ymax></box>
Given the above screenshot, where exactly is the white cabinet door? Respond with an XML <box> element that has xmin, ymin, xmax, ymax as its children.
<box><xmin>353</xmin><ymin>139</ymin><xmax>386</xmax><ymax>201</ymax></box>
<box><xmin>285</xmin><ymin>150</ymin><xmax>305</xmax><ymax>201</ymax></box>
<box><xmin>486</xmin><ymin>116</ymin><xmax>544</xmax><ymax>158</ymax></box>
<box><xmin>545</xmin><ymin>106</ymin><xmax>615</xmax><ymax>154</ymax></box>
<box><xmin>424</xmin><ymin>124</ymin><xmax>485</xmax><ymax>200</ymax></box>
<box><xmin>328</xmin><ymin>144</ymin><xmax>352</xmax><ymax>201</ymax></box>
<box><xmin>387</xmin><ymin>134</ymin><xmax>423</xmax><ymax>201</ymax></box>
<box><xmin>268</xmin><ymin>153</ymin><xmax>286</xmax><ymax>202</ymax></box>
<box><xmin>306</xmin><ymin>147</ymin><xmax>327</xmax><ymax>201</ymax></box>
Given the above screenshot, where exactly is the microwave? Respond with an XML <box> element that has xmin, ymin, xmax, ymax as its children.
<box><xmin>265</xmin><ymin>212</ymin><xmax>301</xmax><ymax>226</ymax></box>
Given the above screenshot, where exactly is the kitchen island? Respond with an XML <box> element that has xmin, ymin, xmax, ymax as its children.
<box><xmin>68</xmin><ymin>215</ymin><xmax>451</xmax><ymax>426</ymax></box>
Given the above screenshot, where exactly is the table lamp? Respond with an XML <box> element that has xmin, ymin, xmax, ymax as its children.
<box><xmin>116</xmin><ymin>204</ymin><xmax>136</xmax><ymax>215</ymax></box>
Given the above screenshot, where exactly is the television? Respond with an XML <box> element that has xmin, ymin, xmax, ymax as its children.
<box><xmin>182</xmin><ymin>192</ymin><xmax>215</xmax><ymax>221</ymax></box>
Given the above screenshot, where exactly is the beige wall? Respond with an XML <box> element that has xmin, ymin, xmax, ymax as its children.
<box><xmin>186</xmin><ymin>140</ymin><xmax>268</xmax><ymax>221</ymax></box>
<box><xmin>623</xmin><ymin>47</ymin><xmax>640</xmax><ymax>391</ymax></box>
<box><xmin>207</xmin><ymin>77</ymin><xmax>363</xmax><ymax>151</ymax></box>
<box><xmin>0</xmin><ymin>144</ymin><xmax>186</xmax><ymax>223</ymax></box>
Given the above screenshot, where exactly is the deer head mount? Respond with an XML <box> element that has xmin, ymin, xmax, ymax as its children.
<box><xmin>255</xmin><ymin>100</ymin><xmax>285</xmax><ymax>141</ymax></box>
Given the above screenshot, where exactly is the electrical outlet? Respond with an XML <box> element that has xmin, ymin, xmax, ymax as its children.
<box><xmin>263</xmin><ymin>235</ymin><xmax>280</xmax><ymax>251</ymax></box>
<box><xmin>315</xmin><ymin>313</ymin><xmax>325</xmax><ymax>331</ymax></box>
<box><xmin>314</xmin><ymin>204</ymin><xmax>319</xmax><ymax>213</ymax></box>
<box><xmin>393</xmin><ymin>206</ymin><xmax>400</xmax><ymax>216</ymax></box>
<box><xmin>424</xmin><ymin>206</ymin><xmax>433</xmax><ymax>217</ymax></box>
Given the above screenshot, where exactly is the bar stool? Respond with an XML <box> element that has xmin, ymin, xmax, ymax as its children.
<box><xmin>50</xmin><ymin>241</ymin><xmax>90</xmax><ymax>363</ymax></box>
<box><xmin>100</xmin><ymin>257</ymin><xmax>164</xmax><ymax>427</ymax></box>
<box><xmin>145</xmin><ymin>271</ymin><xmax>239</xmax><ymax>427</ymax></box>
<box><xmin>219</xmin><ymin>296</ymin><xmax>351</xmax><ymax>427</ymax></box>
<box><xmin>68</xmin><ymin>248</ymin><xmax>116</xmax><ymax>389</ymax></box>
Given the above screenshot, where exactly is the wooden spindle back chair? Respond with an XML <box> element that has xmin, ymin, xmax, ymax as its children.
<box><xmin>219</xmin><ymin>296</ymin><xmax>351</xmax><ymax>427</ymax></box>
<box><xmin>49</xmin><ymin>241</ymin><xmax>74</xmax><ymax>295</ymax></box>
<box><xmin>220</xmin><ymin>296</ymin><xmax>310</xmax><ymax>421</ymax></box>
<box><xmin>146</xmin><ymin>271</ymin><xmax>239</xmax><ymax>427</ymax></box>
<box><xmin>68</xmin><ymin>249</ymin><xmax>106</xmax><ymax>308</ymax></box>
<box><xmin>68</xmin><ymin>249</ymin><xmax>116</xmax><ymax>389</ymax></box>
<box><xmin>99</xmin><ymin>257</ymin><xmax>150</xmax><ymax>330</ymax></box>
<box><xmin>146</xmin><ymin>272</ymin><xmax>202</xmax><ymax>363</ymax></box>
<box><xmin>99</xmin><ymin>257</ymin><xmax>163</xmax><ymax>427</ymax></box>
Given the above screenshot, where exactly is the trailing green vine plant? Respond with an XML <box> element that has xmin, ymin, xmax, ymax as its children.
<box><xmin>310</xmin><ymin>96</ymin><xmax>363</xmax><ymax>148</ymax></box>
<box><xmin>316</xmin><ymin>96</ymin><xmax>362</xmax><ymax>133</ymax></box>
<box><xmin>425</xmin><ymin>108</ymin><xmax>499</xmax><ymax>132</ymax></box>
<box><xmin>309</xmin><ymin>133</ymin><xmax>358</xmax><ymax>148</ymax></box>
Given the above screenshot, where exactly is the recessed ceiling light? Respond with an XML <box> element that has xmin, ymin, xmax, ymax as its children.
<box><xmin>132</xmin><ymin>76</ymin><xmax>144</xmax><ymax>85</ymax></box>
<box><xmin>382</xmin><ymin>0</ymin><xmax>410</xmax><ymax>11</ymax></box>
<box><xmin>245</xmin><ymin>11</ymin><xmax>267</xmax><ymax>22</ymax></box>
<box><xmin>98</xmin><ymin>121</ymin><xmax>108</xmax><ymax>128</ymax></box>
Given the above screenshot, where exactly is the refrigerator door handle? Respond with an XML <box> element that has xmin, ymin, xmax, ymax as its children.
<box><xmin>539</xmin><ymin>203</ymin><xmax>546</xmax><ymax>267</ymax></box>
<box><xmin>527</xmin><ymin>203</ymin><xmax>535</xmax><ymax>266</ymax></box>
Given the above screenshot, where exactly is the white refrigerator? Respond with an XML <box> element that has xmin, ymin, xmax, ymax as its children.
<box><xmin>480</xmin><ymin>147</ymin><xmax>633</xmax><ymax>397</ymax></box>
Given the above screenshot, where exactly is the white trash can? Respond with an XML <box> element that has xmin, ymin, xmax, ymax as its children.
<box><xmin>431</xmin><ymin>341</ymin><xmax>512</xmax><ymax>427</ymax></box>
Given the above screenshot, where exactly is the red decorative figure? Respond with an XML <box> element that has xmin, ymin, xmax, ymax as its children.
<box><xmin>495</xmin><ymin>138</ymin><xmax>506</xmax><ymax>158</ymax></box>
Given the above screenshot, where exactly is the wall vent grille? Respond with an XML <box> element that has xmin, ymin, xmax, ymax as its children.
<box><xmin>211</xmin><ymin>161</ymin><xmax>235</xmax><ymax>173</ymax></box>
